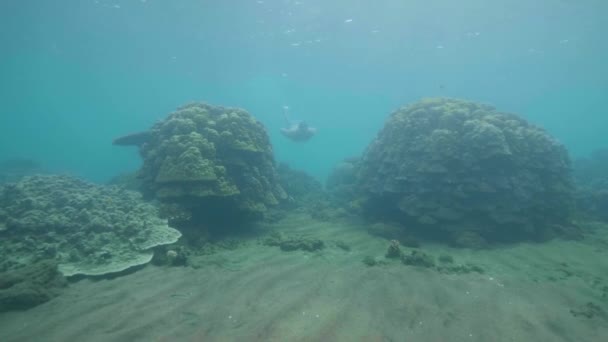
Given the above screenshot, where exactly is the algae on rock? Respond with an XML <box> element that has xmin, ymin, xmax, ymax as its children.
<box><xmin>0</xmin><ymin>175</ymin><xmax>182</xmax><ymax>277</ymax></box>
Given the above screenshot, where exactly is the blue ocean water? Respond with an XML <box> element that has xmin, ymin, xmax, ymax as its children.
<box><xmin>1</xmin><ymin>0</ymin><xmax>606</xmax><ymax>183</ymax></box>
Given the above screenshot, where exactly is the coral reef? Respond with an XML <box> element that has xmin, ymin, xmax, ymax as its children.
<box><xmin>106</xmin><ymin>171</ymin><xmax>144</xmax><ymax>192</ymax></box>
<box><xmin>0</xmin><ymin>175</ymin><xmax>181</xmax><ymax>276</ymax></box>
<box><xmin>577</xmin><ymin>190</ymin><xmax>608</xmax><ymax>222</ymax></box>
<box><xmin>356</xmin><ymin>98</ymin><xmax>576</xmax><ymax>244</ymax></box>
<box><xmin>275</xmin><ymin>163</ymin><xmax>353</xmax><ymax>222</ymax></box>
<box><xmin>573</xmin><ymin>149</ymin><xmax>608</xmax><ymax>221</ymax></box>
<box><xmin>114</xmin><ymin>102</ymin><xmax>286</xmax><ymax>227</ymax></box>
<box><xmin>326</xmin><ymin>157</ymin><xmax>360</xmax><ymax>205</ymax></box>
<box><xmin>0</xmin><ymin>260</ymin><xmax>66</xmax><ymax>312</ymax></box>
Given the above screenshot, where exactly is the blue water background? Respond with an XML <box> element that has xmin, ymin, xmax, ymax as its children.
<box><xmin>1</xmin><ymin>0</ymin><xmax>606</xmax><ymax>183</ymax></box>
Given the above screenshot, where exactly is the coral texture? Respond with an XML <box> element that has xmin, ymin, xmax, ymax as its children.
<box><xmin>573</xmin><ymin>149</ymin><xmax>608</xmax><ymax>221</ymax></box>
<box><xmin>116</xmin><ymin>103</ymin><xmax>285</xmax><ymax>224</ymax></box>
<box><xmin>357</xmin><ymin>98</ymin><xmax>575</xmax><ymax>242</ymax></box>
<box><xmin>0</xmin><ymin>261</ymin><xmax>66</xmax><ymax>312</ymax></box>
<box><xmin>0</xmin><ymin>175</ymin><xmax>181</xmax><ymax>276</ymax></box>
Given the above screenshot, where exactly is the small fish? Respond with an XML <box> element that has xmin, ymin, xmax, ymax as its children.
<box><xmin>344</xmin><ymin>19</ymin><xmax>353</xmax><ymax>23</ymax></box>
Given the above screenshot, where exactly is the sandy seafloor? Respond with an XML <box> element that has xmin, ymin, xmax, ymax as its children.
<box><xmin>1</xmin><ymin>213</ymin><xmax>607</xmax><ymax>342</ymax></box>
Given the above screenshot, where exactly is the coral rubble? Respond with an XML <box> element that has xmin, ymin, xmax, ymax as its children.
<box><xmin>276</xmin><ymin>163</ymin><xmax>324</xmax><ymax>205</ymax></box>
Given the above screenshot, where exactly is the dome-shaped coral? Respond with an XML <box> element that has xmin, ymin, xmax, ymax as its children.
<box><xmin>116</xmin><ymin>102</ymin><xmax>286</xmax><ymax>227</ymax></box>
<box><xmin>357</xmin><ymin>98</ymin><xmax>575</xmax><ymax>244</ymax></box>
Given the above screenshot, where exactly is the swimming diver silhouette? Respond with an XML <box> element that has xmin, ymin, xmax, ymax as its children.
<box><xmin>280</xmin><ymin>106</ymin><xmax>316</xmax><ymax>142</ymax></box>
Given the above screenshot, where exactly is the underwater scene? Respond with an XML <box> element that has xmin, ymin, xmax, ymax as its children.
<box><xmin>1</xmin><ymin>0</ymin><xmax>608</xmax><ymax>341</ymax></box>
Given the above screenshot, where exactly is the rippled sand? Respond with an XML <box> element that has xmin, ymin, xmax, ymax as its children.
<box><xmin>1</xmin><ymin>214</ymin><xmax>607</xmax><ymax>342</ymax></box>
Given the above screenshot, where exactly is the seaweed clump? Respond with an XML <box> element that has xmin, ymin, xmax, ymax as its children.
<box><xmin>356</xmin><ymin>98</ymin><xmax>576</xmax><ymax>244</ymax></box>
<box><xmin>114</xmin><ymin>103</ymin><xmax>286</xmax><ymax>228</ymax></box>
<box><xmin>0</xmin><ymin>175</ymin><xmax>181</xmax><ymax>277</ymax></box>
